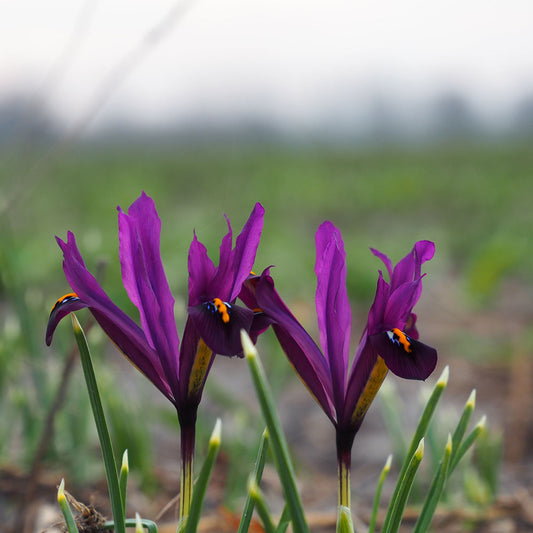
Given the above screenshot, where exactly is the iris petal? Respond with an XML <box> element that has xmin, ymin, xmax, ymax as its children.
<box><xmin>369</xmin><ymin>330</ymin><xmax>437</xmax><ymax>380</ymax></box>
<box><xmin>228</xmin><ymin>203</ymin><xmax>265</xmax><ymax>302</ymax></box>
<box><xmin>254</xmin><ymin>272</ymin><xmax>336</xmax><ymax>422</ymax></box>
<box><xmin>315</xmin><ymin>221</ymin><xmax>351</xmax><ymax>414</ymax></box>
<box><xmin>272</xmin><ymin>324</ymin><xmax>336</xmax><ymax>424</ymax></box>
<box><xmin>188</xmin><ymin>302</ymin><xmax>254</xmax><ymax>356</ymax></box>
<box><xmin>384</xmin><ymin>279</ymin><xmax>422</xmax><ymax>329</ymax></box>
<box><xmin>391</xmin><ymin>240</ymin><xmax>435</xmax><ymax>289</ymax></box>
<box><xmin>188</xmin><ymin>234</ymin><xmax>216</xmax><ymax>307</ymax></box>
<box><xmin>55</xmin><ymin>231</ymin><xmax>177</xmax><ymax>402</ymax></box>
<box><xmin>118</xmin><ymin>192</ymin><xmax>180</xmax><ymax>378</ymax></box>
<box><xmin>46</xmin><ymin>293</ymin><xmax>85</xmax><ymax>345</ymax></box>
<box><xmin>47</xmin><ymin>195</ymin><xmax>268</xmax><ymax>425</ymax></box>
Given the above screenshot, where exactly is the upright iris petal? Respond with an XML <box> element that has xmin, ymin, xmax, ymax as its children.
<box><xmin>187</xmin><ymin>202</ymin><xmax>265</xmax><ymax>356</ymax></box>
<box><xmin>253</xmin><ymin>223</ymin><xmax>437</xmax><ymax>514</ymax></box>
<box><xmin>46</xmin><ymin>192</ymin><xmax>266</xmax><ymax>521</ymax></box>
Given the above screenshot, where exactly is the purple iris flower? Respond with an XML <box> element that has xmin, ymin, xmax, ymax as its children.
<box><xmin>46</xmin><ymin>192</ymin><xmax>265</xmax><ymax>519</ymax></box>
<box><xmin>251</xmin><ymin>221</ymin><xmax>437</xmax><ymax>508</ymax></box>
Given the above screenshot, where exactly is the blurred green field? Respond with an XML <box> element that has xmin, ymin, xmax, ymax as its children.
<box><xmin>3</xmin><ymin>140</ymin><xmax>532</xmax><ymax>306</ymax></box>
<box><xmin>1</xmin><ymin>140</ymin><xmax>532</xmax><ymax>517</ymax></box>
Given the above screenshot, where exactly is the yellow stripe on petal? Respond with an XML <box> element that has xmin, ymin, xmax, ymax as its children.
<box><xmin>351</xmin><ymin>356</ymin><xmax>389</xmax><ymax>425</ymax></box>
<box><xmin>188</xmin><ymin>339</ymin><xmax>213</xmax><ymax>396</ymax></box>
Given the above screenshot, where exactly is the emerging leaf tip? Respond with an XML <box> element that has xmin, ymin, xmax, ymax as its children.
<box><xmin>240</xmin><ymin>329</ymin><xmax>257</xmax><ymax>360</ymax></box>
<box><xmin>135</xmin><ymin>512</ymin><xmax>143</xmax><ymax>533</ymax></box>
<box><xmin>437</xmin><ymin>365</ymin><xmax>449</xmax><ymax>387</ymax></box>
<box><xmin>57</xmin><ymin>478</ymin><xmax>66</xmax><ymax>502</ymax></box>
<box><xmin>121</xmin><ymin>449</ymin><xmax>129</xmax><ymax>473</ymax></box>
<box><xmin>210</xmin><ymin>418</ymin><xmax>222</xmax><ymax>446</ymax></box>
<box><xmin>466</xmin><ymin>389</ymin><xmax>476</xmax><ymax>409</ymax></box>
<box><xmin>415</xmin><ymin>438</ymin><xmax>425</xmax><ymax>459</ymax></box>
<box><xmin>445</xmin><ymin>433</ymin><xmax>453</xmax><ymax>454</ymax></box>
<box><xmin>70</xmin><ymin>313</ymin><xmax>82</xmax><ymax>333</ymax></box>
<box><xmin>247</xmin><ymin>477</ymin><xmax>260</xmax><ymax>498</ymax></box>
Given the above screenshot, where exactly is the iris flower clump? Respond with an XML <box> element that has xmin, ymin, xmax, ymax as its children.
<box><xmin>250</xmin><ymin>221</ymin><xmax>438</xmax><ymax>511</ymax></box>
<box><xmin>46</xmin><ymin>192</ymin><xmax>266</xmax><ymax>521</ymax></box>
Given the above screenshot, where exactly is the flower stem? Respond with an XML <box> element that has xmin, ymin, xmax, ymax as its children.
<box><xmin>179</xmin><ymin>423</ymin><xmax>195</xmax><ymax>524</ymax></box>
<box><xmin>336</xmin><ymin>434</ymin><xmax>354</xmax><ymax>532</ymax></box>
<box><xmin>338</xmin><ymin>457</ymin><xmax>351</xmax><ymax>508</ymax></box>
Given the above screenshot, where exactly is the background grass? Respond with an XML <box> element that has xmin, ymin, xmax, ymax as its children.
<box><xmin>5</xmin><ymin>140</ymin><xmax>532</xmax><ymax>302</ymax></box>
<box><xmin>1</xmin><ymin>138</ymin><xmax>532</xmax><ymax>511</ymax></box>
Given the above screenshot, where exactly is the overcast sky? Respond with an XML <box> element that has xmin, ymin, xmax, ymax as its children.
<box><xmin>2</xmin><ymin>0</ymin><xmax>533</xmax><ymax>131</ymax></box>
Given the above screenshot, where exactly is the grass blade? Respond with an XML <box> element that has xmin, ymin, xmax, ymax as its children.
<box><xmin>119</xmin><ymin>449</ymin><xmax>129</xmax><ymax>518</ymax></box>
<box><xmin>275</xmin><ymin>505</ymin><xmax>291</xmax><ymax>533</ymax></box>
<box><xmin>450</xmin><ymin>415</ymin><xmax>486</xmax><ymax>473</ymax></box>
<box><xmin>413</xmin><ymin>434</ymin><xmax>452</xmax><ymax>533</ymax></box>
<box><xmin>368</xmin><ymin>454</ymin><xmax>392</xmax><ymax>533</ymax></box>
<box><xmin>241</xmin><ymin>330</ymin><xmax>310</xmax><ymax>533</ymax></box>
<box><xmin>57</xmin><ymin>479</ymin><xmax>80</xmax><ymax>533</ymax></box>
<box><xmin>182</xmin><ymin>418</ymin><xmax>222</xmax><ymax>533</ymax></box>
<box><xmin>381</xmin><ymin>366</ymin><xmax>448</xmax><ymax>533</ymax></box>
<box><xmin>383</xmin><ymin>439</ymin><xmax>424</xmax><ymax>533</ymax></box>
<box><xmin>249</xmin><ymin>479</ymin><xmax>276</xmax><ymax>533</ymax></box>
<box><xmin>450</xmin><ymin>390</ymin><xmax>476</xmax><ymax>466</ymax></box>
<box><xmin>238</xmin><ymin>428</ymin><xmax>270</xmax><ymax>533</ymax></box>
<box><xmin>71</xmin><ymin>314</ymin><xmax>125</xmax><ymax>533</ymax></box>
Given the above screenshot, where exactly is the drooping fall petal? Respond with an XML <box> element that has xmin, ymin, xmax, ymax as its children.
<box><xmin>47</xmin><ymin>232</ymin><xmax>175</xmax><ymax>403</ymax></box>
<box><xmin>369</xmin><ymin>330</ymin><xmax>437</xmax><ymax>380</ymax></box>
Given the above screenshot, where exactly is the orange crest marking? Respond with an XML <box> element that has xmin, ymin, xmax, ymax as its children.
<box><xmin>212</xmin><ymin>297</ymin><xmax>230</xmax><ymax>324</ymax></box>
<box><xmin>391</xmin><ymin>328</ymin><xmax>412</xmax><ymax>353</ymax></box>
<box><xmin>50</xmin><ymin>292</ymin><xmax>79</xmax><ymax>313</ymax></box>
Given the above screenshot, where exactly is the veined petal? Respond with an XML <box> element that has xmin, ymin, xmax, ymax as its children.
<box><xmin>254</xmin><ymin>272</ymin><xmax>335</xmax><ymax>421</ymax></box>
<box><xmin>384</xmin><ymin>279</ymin><xmax>422</xmax><ymax>329</ymax></box>
<box><xmin>405</xmin><ymin>312</ymin><xmax>419</xmax><ymax>340</ymax></box>
<box><xmin>50</xmin><ymin>235</ymin><xmax>175</xmax><ymax>403</ymax></box>
<box><xmin>412</xmin><ymin>240</ymin><xmax>435</xmax><ymax>278</ymax></box>
<box><xmin>188</xmin><ymin>300</ymin><xmax>254</xmax><ymax>356</ymax></box>
<box><xmin>315</xmin><ymin>221</ymin><xmax>351</xmax><ymax>412</ymax></box>
<box><xmin>209</xmin><ymin>203</ymin><xmax>265</xmax><ymax>302</ymax></box>
<box><xmin>391</xmin><ymin>240</ymin><xmax>435</xmax><ymax>289</ymax></box>
<box><xmin>118</xmin><ymin>193</ymin><xmax>180</xmax><ymax>375</ymax></box>
<box><xmin>248</xmin><ymin>311</ymin><xmax>273</xmax><ymax>342</ymax></box>
<box><xmin>369</xmin><ymin>330</ymin><xmax>437</xmax><ymax>380</ymax></box>
<box><xmin>46</xmin><ymin>293</ymin><xmax>85</xmax><ymax>345</ymax></box>
<box><xmin>228</xmin><ymin>203</ymin><xmax>264</xmax><ymax>301</ymax></box>
<box><xmin>272</xmin><ymin>324</ymin><xmax>336</xmax><ymax>424</ymax></box>
<box><xmin>210</xmin><ymin>215</ymin><xmax>234</xmax><ymax>298</ymax></box>
<box><xmin>366</xmin><ymin>272</ymin><xmax>390</xmax><ymax>335</ymax></box>
<box><xmin>188</xmin><ymin>233</ymin><xmax>216</xmax><ymax>306</ymax></box>
<box><xmin>370</xmin><ymin>248</ymin><xmax>393</xmax><ymax>279</ymax></box>
<box><xmin>342</xmin><ymin>333</ymin><xmax>380</xmax><ymax>429</ymax></box>
<box><xmin>239</xmin><ymin>272</ymin><xmax>275</xmax><ymax>342</ymax></box>
<box><xmin>89</xmin><ymin>308</ymin><xmax>175</xmax><ymax>402</ymax></box>
<box><xmin>177</xmin><ymin>317</ymin><xmax>215</xmax><ymax>417</ymax></box>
